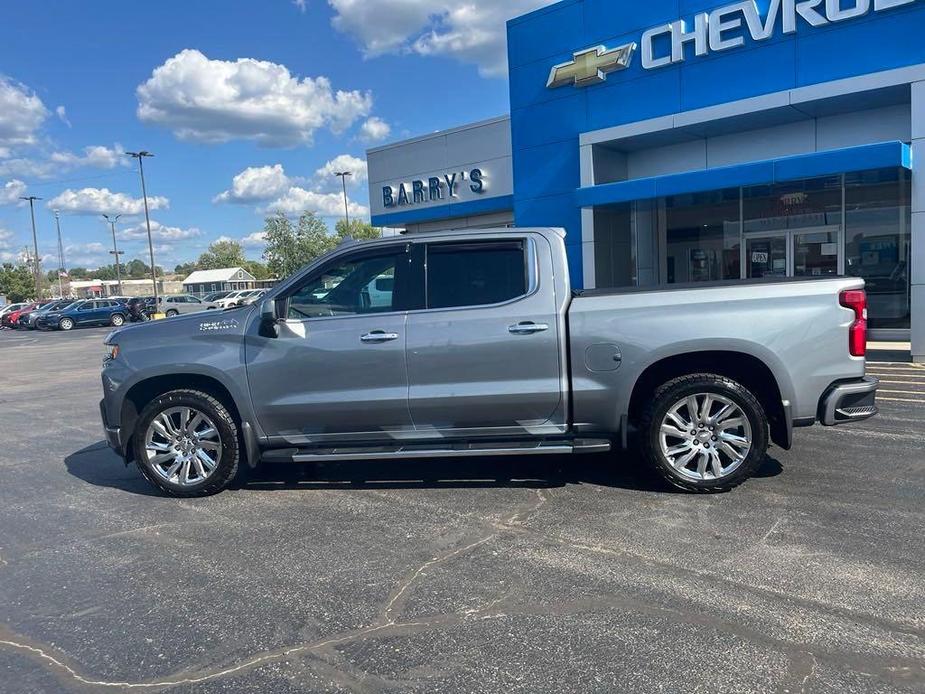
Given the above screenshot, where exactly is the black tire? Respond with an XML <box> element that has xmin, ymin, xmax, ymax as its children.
<box><xmin>110</xmin><ymin>313</ymin><xmax>125</xmax><ymax>327</ymax></box>
<box><xmin>133</xmin><ymin>389</ymin><xmax>240</xmax><ymax>497</ymax></box>
<box><xmin>59</xmin><ymin>317</ymin><xmax>74</xmax><ymax>331</ymax></box>
<box><xmin>165</xmin><ymin>309</ymin><xmax>179</xmax><ymax>318</ymax></box>
<box><xmin>639</xmin><ymin>373</ymin><xmax>768</xmax><ymax>493</ymax></box>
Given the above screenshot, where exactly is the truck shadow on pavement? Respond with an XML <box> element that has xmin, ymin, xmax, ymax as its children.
<box><xmin>65</xmin><ymin>441</ymin><xmax>783</xmax><ymax>496</ymax></box>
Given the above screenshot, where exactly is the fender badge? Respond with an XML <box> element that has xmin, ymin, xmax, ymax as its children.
<box><xmin>199</xmin><ymin>318</ymin><xmax>240</xmax><ymax>332</ymax></box>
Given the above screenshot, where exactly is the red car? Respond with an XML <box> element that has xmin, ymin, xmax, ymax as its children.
<box><xmin>2</xmin><ymin>302</ymin><xmax>41</xmax><ymax>329</ymax></box>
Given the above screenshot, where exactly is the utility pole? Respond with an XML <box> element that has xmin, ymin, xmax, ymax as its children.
<box><xmin>102</xmin><ymin>214</ymin><xmax>124</xmax><ymax>296</ymax></box>
<box><xmin>20</xmin><ymin>195</ymin><xmax>43</xmax><ymax>299</ymax></box>
<box><xmin>334</xmin><ymin>171</ymin><xmax>352</xmax><ymax>231</ymax></box>
<box><xmin>126</xmin><ymin>151</ymin><xmax>158</xmax><ymax>303</ymax></box>
<box><xmin>53</xmin><ymin>210</ymin><xmax>67</xmax><ymax>298</ymax></box>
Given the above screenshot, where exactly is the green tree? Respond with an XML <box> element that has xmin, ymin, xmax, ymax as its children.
<box><xmin>335</xmin><ymin>219</ymin><xmax>382</xmax><ymax>242</ymax></box>
<box><xmin>0</xmin><ymin>263</ymin><xmax>37</xmax><ymax>303</ymax></box>
<box><xmin>197</xmin><ymin>240</ymin><xmax>247</xmax><ymax>270</ymax></box>
<box><xmin>67</xmin><ymin>267</ymin><xmax>90</xmax><ymax>280</ymax></box>
<box><xmin>242</xmin><ymin>259</ymin><xmax>271</xmax><ymax>280</ymax></box>
<box><xmin>174</xmin><ymin>261</ymin><xmax>198</xmax><ymax>277</ymax></box>
<box><xmin>262</xmin><ymin>212</ymin><xmax>337</xmax><ymax>279</ymax></box>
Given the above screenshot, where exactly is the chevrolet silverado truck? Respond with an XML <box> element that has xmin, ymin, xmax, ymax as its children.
<box><xmin>100</xmin><ymin>227</ymin><xmax>878</xmax><ymax>497</ymax></box>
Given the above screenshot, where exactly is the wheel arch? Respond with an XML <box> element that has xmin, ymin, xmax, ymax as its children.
<box><xmin>627</xmin><ymin>350</ymin><xmax>791</xmax><ymax>450</ymax></box>
<box><xmin>120</xmin><ymin>374</ymin><xmax>244</xmax><ymax>464</ymax></box>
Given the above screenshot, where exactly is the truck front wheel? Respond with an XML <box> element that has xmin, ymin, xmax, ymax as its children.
<box><xmin>132</xmin><ymin>389</ymin><xmax>240</xmax><ymax>497</ymax></box>
<box><xmin>639</xmin><ymin>373</ymin><xmax>768</xmax><ymax>493</ymax></box>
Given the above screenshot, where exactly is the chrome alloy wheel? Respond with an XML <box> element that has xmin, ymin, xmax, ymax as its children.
<box><xmin>658</xmin><ymin>393</ymin><xmax>753</xmax><ymax>481</ymax></box>
<box><xmin>144</xmin><ymin>407</ymin><xmax>223</xmax><ymax>486</ymax></box>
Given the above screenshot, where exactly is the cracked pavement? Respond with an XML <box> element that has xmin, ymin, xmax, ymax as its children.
<box><xmin>1</xmin><ymin>327</ymin><xmax>924</xmax><ymax>692</ymax></box>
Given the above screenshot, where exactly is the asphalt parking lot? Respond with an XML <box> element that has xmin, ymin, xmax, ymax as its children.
<box><xmin>0</xmin><ymin>327</ymin><xmax>923</xmax><ymax>693</ymax></box>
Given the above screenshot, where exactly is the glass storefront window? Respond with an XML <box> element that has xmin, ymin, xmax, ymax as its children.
<box><xmin>591</xmin><ymin>168</ymin><xmax>911</xmax><ymax>332</ymax></box>
<box><xmin>845</xmin><ymin>169</ymin><xmax>911</xmax><ymax>330</ymax></box>
<box><xmin>665</xmin><ymin>188</ymin><xmax>740</xmax><ymax>283</ymax></box>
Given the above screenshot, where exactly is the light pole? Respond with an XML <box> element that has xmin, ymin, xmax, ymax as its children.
<box><xmin>334</xmin><ymin>171</ymin><xmax>352</xmax><ymax>231</ymax></box>
<box><xmin>53</xmin><ymin>210</ymin><xmax>67</xmax><ymax>298</ymax></box>
<box><xmin>126</xmin><ymin>151</ymin><xmax>158</xmax><ymax>303</ymax></box>
<box><xmin>102</xmin><ymin>214</ymin><xmax>124</xmax><ymax>296</ymax></box>
<box><xmin>20</xmin><ymin>195</ymin><xmax>43</xmax><ymax>299</ymax></box>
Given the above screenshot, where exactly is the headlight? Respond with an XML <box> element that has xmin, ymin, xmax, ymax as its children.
<box><xmin>104</xmin><ymin>344</ymin><xmax>120</xmax><ymax>362</ymax></box>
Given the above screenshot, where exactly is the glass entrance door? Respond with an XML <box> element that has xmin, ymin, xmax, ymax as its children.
<box><xmin>746</xmin><ymin>234</ymin><xmax>788</xmax><ymax>278</ymax></box>
<box><xmin>745</xmin><ymin>227</ymin><xmax>841</xmax><ymax>279</ymax></box>
<box><xmin>793</xmin><ymin>229</ymin><xmax>839</xmax><ymax>277</ymax></box>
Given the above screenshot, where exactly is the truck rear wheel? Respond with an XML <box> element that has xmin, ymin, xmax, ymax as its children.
<box><xmin>639</xmin><ymin>373</ymin><xmax>768</xmax><ymax>493</ymax></box>
<box><xmin>132</xmin><ymin>389</ymin><xmax>239</xmax><ymax>497</ymax></box>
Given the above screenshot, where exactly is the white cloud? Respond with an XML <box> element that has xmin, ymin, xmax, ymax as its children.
<box><xmin>240</xmin><ymin>231</ymin><xmax>267</xmax><ymax>248</ymax></box>
<box><xmin>0</xmin><ymin>75</ymin><xmax>48</xmax><ymax>147</ymax></box>
<box><xmin>359</xmin><ymin>116</ymin><xmax>391</xmax><ymax>143</ymax></box>
<box><xmin>48</xmin><ymin>187</ymin><xmax>169</xmax><ymax>216</ymax></box>
<box><xmin>214</xmin><ymin>164</ymin><xmax>292</xmax><ymax>204</ymax></box>
<box><xmin>0</xmin><ymin>179</ymin><xmax>26</xmax><ymax>205</ymax></box>
<box><xmin>0</xmin><ymin>227</ymin><xmax>17</xmax><ymax>250</ymax></box>
<box><xmin>120</xmin><ymin>220</ymin><xmax>201</xmax><ymax>241</ymax></box>
<box><xmin>136</xmin><ymin>49</ymin><xmax>373</xmax><ymax>146</ymax></box>
<box><xmin>293</xmin><ymin>0</ymin><xmax>307</xmax><ymax>11</ymax></box>
<box><xmin>265</xmin><ymin>186</ymin><xmax>369</xmax><ymax>218</ymax></box>
<box><xmin>50</xmin><ymin>144</ymin><xmax>127</xmax><ymax>170</ymax></box>
<box><xmin>65</xmin><ymin>242</ymin><xmax>107</xmax><ymax>255</ymax></box>
<box><xmin>328</xmin><ymin>0</ymin><xmax>555</xmax><ymax>77</ymax></box>
<box><xmin>56</xmin><ymin>105</ymin><xmax>71</xmax><ymax>128</ymax></box>
<box><xmin>218</xmin><ymin>231</ymin><xmax>268</xmax><ymax>249</ymax></box>
<box><xmin>314</xmin><ymin>154</ymin><xmax>368</xmax><ymax>186</ymax></box>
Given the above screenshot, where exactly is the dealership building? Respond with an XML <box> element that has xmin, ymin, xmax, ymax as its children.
<box><xmin>367</xmin><ymin>0</ymin><xmax>925</xmax><ymax>360</ymax></box>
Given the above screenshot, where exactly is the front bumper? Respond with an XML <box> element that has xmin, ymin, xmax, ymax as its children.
<box><xmin>100</xmin><ymin>399</ymin><xmax>123</xmax><ymax>454</ymax></box>
<box><xmin>819</xmin><ymin>376</ymin><xmax>879</xmax><ymax>426</ymax></box>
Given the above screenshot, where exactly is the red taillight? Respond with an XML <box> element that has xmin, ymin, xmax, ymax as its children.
<box><xmin>839</xmin><ymin>289</ymin><xmax>867</xmax><ymax>357</ymax></box>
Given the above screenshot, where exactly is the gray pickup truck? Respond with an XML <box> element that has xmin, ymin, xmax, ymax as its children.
<box><xmin>100</xmin><ymin>227</ymin><xmax>878</xmax><ymax>497</ymax></box>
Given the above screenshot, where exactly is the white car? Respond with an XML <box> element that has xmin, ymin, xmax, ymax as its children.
<box><xmin>214</xmin><ymin>290</ymin><xmax>260</xmax><ymax>309</ymax></box>
<box><xmin>159</xmin><ymin>294</ymin><xmax>220</xmax><ymax>317</ymax></box>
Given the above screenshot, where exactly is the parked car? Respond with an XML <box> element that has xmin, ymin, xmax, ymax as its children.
<box><xmin>158</xmin><ymin>294</ymin><xmax>220</xmax><ymax>317</ymax></box>
<box><xmin>22</xmin><ymin>299</ymin><xmax>78</xmax><ymax>329</ymax></box>
<box><xmin>203</xmin><ymin>291</ymin><xmax>232</xmax><ymax>302</ymax></box>
<box><xmin>213</xmin><ymin>290</ymin><xmax>254</xmax><ymax>309</ymax></box>
<box><xmin>40</xmin><ymin>298</ymin><xmax>128</xmax><ymax>330</ymax></box>
<box><xmin>3</xmin><ymin>302</ymin><xmax>43</xmax><ymax>329</ymax></box>
<box><xmin>0</xmin><ymin>303</ymin><xmax>28</xmax><ymax>327</ymax></box>
<box><xmin>238</xmin><ymin>290</ymin><xmax>266</xmax><ymax>306</ymax></box>
<box><xmin>101</xmin><ymin>227</ymin><xmax>878</xmax><ymax>497</ymax></box>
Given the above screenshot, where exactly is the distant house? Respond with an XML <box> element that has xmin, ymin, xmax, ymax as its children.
<box><xmin>182</xmin><ymin>267</ymin><xmax>257</xmax><ymax>297</ymax></box>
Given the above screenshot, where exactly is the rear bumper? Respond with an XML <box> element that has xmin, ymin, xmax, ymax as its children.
<box><xmin>819</xmin><ymin>376</ymin><xmax>879</xmax><ymax>426</ymax></box>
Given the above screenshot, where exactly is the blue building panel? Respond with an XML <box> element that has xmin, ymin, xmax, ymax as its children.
<box><xmin>574</xmin><ymin>142</ymin><xmax>911</xmax><ymax>208</ymax></box>
<box><xmin>513</xmin><ymin>140</ymin><xmax>582</xmax><ymax>199</ymax></box>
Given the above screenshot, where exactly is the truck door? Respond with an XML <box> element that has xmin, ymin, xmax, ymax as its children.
<box><xmin>406</xmin><ymin>237</ymin><xmax>564</xmax><ymax>434</ymax></box>
<box><xmin>245</xmin><ymin>244</ymin><xmax>419</xmax><ymax>444</ymax></box>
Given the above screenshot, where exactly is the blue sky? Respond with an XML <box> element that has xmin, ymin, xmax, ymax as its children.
<box><xmin>0</xmin><ymin>0</ymin><xmax>551</xmax><ymax>272</ymax></box>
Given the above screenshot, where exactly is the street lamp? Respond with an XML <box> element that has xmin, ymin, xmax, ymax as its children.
<box><xmin>102</xmin><ymin>213</ymin><xmax>124</xmax><ymax>296</ymax></box>
<box><xmin>126</xmin><ymin>151</ymin><xmax>158</xmax><ymax>304</ymax></box>
<box><xmin>334</xmin><ymin>171</ymin><xmax>352</xmax><ymax>230</ymax></box>
<box><xmin>53</xmin><ymin>210</ymin><xmax>67</xmax><ymax>298</ymax></box>
<box><xmin>19</xmin><ymin>195</ymin><xmax>42</xmax><ymax>299</ymax></box>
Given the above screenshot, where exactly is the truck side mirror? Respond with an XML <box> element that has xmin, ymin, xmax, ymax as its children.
<box><xmin>259</xmin><ymin>298</ymin><xmax>281</xmax><ymax>338</ymax></box>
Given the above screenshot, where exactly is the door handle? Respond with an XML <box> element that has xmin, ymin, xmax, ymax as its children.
<box><xmin>508</xmin><ymin>322</ymin><xmax>550</xmax><ymax>335</ymax></box>
<box><xmin>360</xmin><ymin>330</ymin><xmax>400</xmax><ymax>343</ymax></box>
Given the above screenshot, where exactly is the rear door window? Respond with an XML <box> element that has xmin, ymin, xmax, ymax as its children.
<box><xmin>425</xmin><ymin>241</ymin><xmax>528</xmax><ymax>310</ymax></box>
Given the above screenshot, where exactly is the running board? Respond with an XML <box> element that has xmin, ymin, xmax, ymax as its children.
<box><xmin>261</xmin><ymin>438</ymin><xmax>611</xmax><ymax>464</ymax></box>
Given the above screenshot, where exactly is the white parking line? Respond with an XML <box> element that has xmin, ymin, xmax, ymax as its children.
<box><xmin>879</xmin><ymin>389</ymin><xmax>925</xmax><ymax>395</ymax></box>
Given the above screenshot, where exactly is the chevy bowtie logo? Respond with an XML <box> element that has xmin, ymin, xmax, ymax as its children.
<box><xmin>546</xmin><ymin>43</ymin><xmax>637</xmax><ymax>89</ymax></box>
